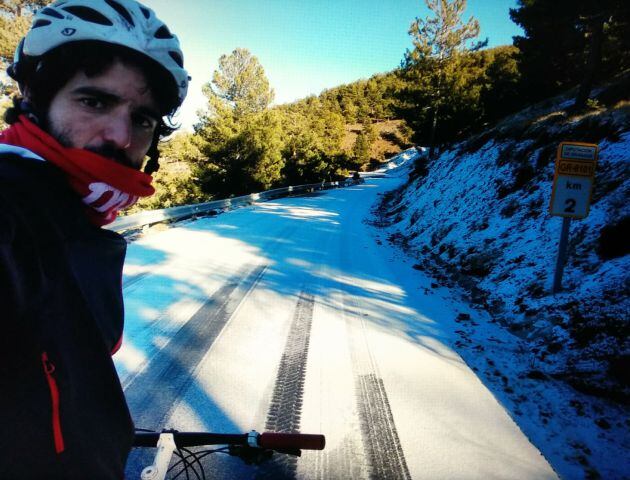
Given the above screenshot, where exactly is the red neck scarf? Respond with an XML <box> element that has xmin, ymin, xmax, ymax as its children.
<box><xmin>0</xmin><ymin>115</ymin><xmax>154</xmax><ymax>226</ymax></box>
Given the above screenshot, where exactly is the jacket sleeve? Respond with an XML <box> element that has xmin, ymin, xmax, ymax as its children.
<box><xmin>0</xmin><ymin>204</ymin><xmax>28</xmax><ymax>369</ymax></box>
<box><xmin>0</xmin><ymin>191</ymin><xmax>45</xmax><ymax>323</ymax></box>
<box><xmin>0</xmin><ymin>197</ymin><xmax>23</xmax><ymax>322</ymax></box>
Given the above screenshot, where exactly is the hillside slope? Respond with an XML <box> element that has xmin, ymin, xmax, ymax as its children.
<box><xmin>342</xmin><ymin>119</ymin><xmax>412</xmax><ymax>165</ymax></box>
<box><xmin>376</xmin><ymin>83</ymin><xmax>629</xmax><ymax>477</ymax></box>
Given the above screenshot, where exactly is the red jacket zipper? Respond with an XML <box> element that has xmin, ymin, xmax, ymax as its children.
<box><xmin>41</xmin><ymin>352</ymin><xmax>65</xmax><ymax>454</ymax></box>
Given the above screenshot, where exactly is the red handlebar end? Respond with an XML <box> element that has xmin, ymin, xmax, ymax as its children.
<box><xmin>259</xmin><ymin>433</ymin><xmax>326</xmax><ymax>450</ymax></box>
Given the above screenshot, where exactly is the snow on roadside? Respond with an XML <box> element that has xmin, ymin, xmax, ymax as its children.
<box><xmin>373</xmin><ymin>126</ymin><xmax>629</xmax><ymax>478</ymax></box>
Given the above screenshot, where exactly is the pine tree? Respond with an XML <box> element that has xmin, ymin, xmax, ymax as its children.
<box><xmin>352</xmin><ymin>132</ymin><xmax>370</xmax><ymax>169</ymax></box>
<box><xmin>199</xmin><ymin>110</ymin><xmax>285</xmax><ymax>196</ymax></box>
<box><xmin>510</xmin><ymin>0</ymin><xmax>630</xmax><ymax>108</ymax></box>
<box><xmin>477</xmin><ymin>46</ymin><xmax>521</xmax><ymax>122</ymax></box>
<box><xmin>280</xmin><ymin>109</ymin><xmax>324</xmax><ymax>184</ymax></box>
<box><xmin>202</xmin><ymin>48</ymin><xmax>274</xmax><ymax>120</ymax></box>
<box><xmin>403</xmin><ymin>0</ymin><xmax>485</xmax><ymax>158</ymax></box>
<box><xmin>195</xmin><ymin>48</ymin><xmax>282</xmax><ymax>196</ymax></box>
<box><xmin>352</xmin><ymin>115</ymin><xmax>376</xmax><ymax>170</ymax></box>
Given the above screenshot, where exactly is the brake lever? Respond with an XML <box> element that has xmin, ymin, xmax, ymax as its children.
<box><xmin>270</xmin><ymin>447</ymin><xmax>302</xmax><ymax>457</ymax></box>
<box><xmin>228</xmin><ymin>445</ymin><xmax>274</xmax><ymax>465</ymax></box>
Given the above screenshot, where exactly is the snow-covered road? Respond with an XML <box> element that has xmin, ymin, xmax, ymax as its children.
<box><xmin>118</xmin><ymin>158</ymin><xmax>557</xmax><ymax>479</ymax></box>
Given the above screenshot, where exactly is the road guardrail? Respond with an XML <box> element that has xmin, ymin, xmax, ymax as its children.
<box><xmin>106</xmin><ymin>179</ymin><xmax>357</xmax><ymax>233</ymax></box>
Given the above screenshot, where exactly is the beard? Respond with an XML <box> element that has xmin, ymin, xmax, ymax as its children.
<box><xmin>84</xmin><ymin>144</ymin><xmax>137</xmax><ymax>170</ymax></box>
<box><xmin>48</xmin><ymin>124</ymin><xmax>139</xmax><ymax>170</ymax></box>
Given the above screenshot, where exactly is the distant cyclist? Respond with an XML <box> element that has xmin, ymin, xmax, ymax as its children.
<box><xmin>0</xmin><ymin>1</ymin><xmax>188</xmax><ymax>478</ymax></box>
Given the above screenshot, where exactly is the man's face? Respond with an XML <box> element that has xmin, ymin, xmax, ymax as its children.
<box><xmin>41</xmin><ymin>60</ymin><xmax>161</xmax><ymax>170</ymax></box>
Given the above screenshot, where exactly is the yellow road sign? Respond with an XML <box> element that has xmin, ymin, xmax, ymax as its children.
<box><xmin>557</xmin><ymin>160</ymin><xmax>596</xmax><ymax>178</ymax></box>
<box><xmin>558</xmin><ymin>142</ymin><xmax>598</xmax><ymax>161</ymax></box>
<box><xmin>550</xmin><ymin>175</ymin><xmax>594</xmax><ymax>218</ymax></box>
<box><xmin>550</xmin><ymin>141</ymin><xmax>598</xmax><ymax>219</ymax></box>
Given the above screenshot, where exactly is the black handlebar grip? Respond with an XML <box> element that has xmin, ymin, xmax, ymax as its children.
<box><xmin>258</xmin><ymin>433</ymin><xmax>326</xmax><ymax>450</ymax></box>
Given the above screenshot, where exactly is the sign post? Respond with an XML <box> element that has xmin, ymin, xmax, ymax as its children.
<box><xmin>552</xmin><ymin>217</ymin><xmax>572</xmax><ymax>294</ymax></box>
<box><xmin>549</xmin><ymin>142</ymin><xmax>598</xmax><ymax>293</ymax></box>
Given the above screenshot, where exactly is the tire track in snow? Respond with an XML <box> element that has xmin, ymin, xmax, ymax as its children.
<box><xmin>356</xmin><ymin>373</ymin><xmax>411</xmax><ymax>480</ymax></box>
<box><xmin>343</xmin><ymin>294</ymin><xmax>412</xmax><ymax>480</ymax></box>
<box><xmin>313</xmin><ymin>433</ymin><xmax>368</xmax><ymax>480</ymax></box>
<box><xmin>122</xmin><ymin>271</ymin><xmax>150</xmax><ymax>291</ymax></box>
<box><xmin>256</xmin><ymin>291</ymin><xmax>315</xmax><ymax>480</ymax></box>
<box><xmin>125</xmin><ymin>263</ymin><xmax>268</xmax><ymax>423</ymax></box>
<box><xmin>123</xmin><ymin>263</ymin><xmax>267</xmax><ymax>476</ymax></box>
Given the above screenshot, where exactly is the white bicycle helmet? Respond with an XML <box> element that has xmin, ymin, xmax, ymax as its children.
<box><xmin>12</xmin><ymin>0</ymin><xmax>188</xmax><ymax>105</ymax></box>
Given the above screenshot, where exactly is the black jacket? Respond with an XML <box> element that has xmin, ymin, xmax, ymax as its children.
<box><xmin>0</xmin><ymin>148</ymin><xmax>134</xmax><ymax>479</ymax></box>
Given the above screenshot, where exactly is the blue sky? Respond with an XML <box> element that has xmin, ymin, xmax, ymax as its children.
<box><xmin>143</xmin><ymin>0</ymin><xmax>523</xmax><ymax>130</ymax></box>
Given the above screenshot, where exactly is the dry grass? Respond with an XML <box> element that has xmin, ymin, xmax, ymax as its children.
<box><xmin>342</xmin><ymin>119</ymin><xmax>410</xmax><ymax>162</ymax></box>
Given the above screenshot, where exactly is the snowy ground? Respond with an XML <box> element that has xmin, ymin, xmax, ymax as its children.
<box><xmin>115</xmin><ymin>151</ymin><xmax>561</xmax><ymax>479</ymax></box>
<box><xmin>376</xmin><ymin>136</ymin><xmax>629</xmax><ymax>478</ymax></box>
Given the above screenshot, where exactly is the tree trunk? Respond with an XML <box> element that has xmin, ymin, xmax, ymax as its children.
<box><xmin>574</xmin><ymin>15</ymin><xmax>605</xmax><ymax>110</ymax></box>
<box><xmin>428</xmin><ymin>60</ymin><xmax>444</xmax><ymax>160</ymax></box>
<box><xmin>428</xmin><ymin>102</ymin><xmax>439</xmax><ymax>159</ymax></box>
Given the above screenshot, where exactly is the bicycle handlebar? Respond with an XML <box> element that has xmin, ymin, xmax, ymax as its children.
<box><xmin>258</xmin><ymin>432</ymin><xmax>325</xmax><ymax>450</ymax></box>
<box><xmin>133</xmin><ymin>430</ymin><xmax>325</xmax><ymax>451</ymax></box>
<box><xmin>134</xmin><ymin>432</ymin><xmax>245</xmax><ymax>448</ymax></box>
<box><xmin>134</xmin><ymin>430</ymin><xmax>325</xmax><ymax>480</ymax></box>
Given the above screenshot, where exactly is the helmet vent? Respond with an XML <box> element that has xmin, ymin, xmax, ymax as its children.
<box><xmin>104</xmin><ymin>0</ymin><xmax>135</xmax><ymax>27</ymax></box>
<box><xmin>40</xmin><ymin>7</ymin><xmax>65</xmax><ymax>19</ymax></box>
<box><xmin>169</xmin><ymin>51</ymin><xmax>183</xmax><ymax>68</ymax></box>
<box><xmin>61</xmin><ymin>6</ymin><xmax>113</xmax><ymax>26</ymax></box>
<box><xmin>154</xmin><ymin>25</ymin><xmax>173</xmax><ymax>39</ymax></box>
<box><xmin>32</xmin><ymin>19</ymin><xmax>52</xmax><ymax>28</ymax></box>
<box><xmin>140</xmin><ymin>6</ymin><xmax>151</xmax><ymax>19</ymax></box>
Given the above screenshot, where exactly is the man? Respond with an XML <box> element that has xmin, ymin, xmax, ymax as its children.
<box><xmin>0</xmin><ymin>1</ymin><xmax>188</xmax><ymax>478</ymax></box>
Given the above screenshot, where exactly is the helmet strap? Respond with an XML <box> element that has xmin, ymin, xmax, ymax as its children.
<box><xmin>144</xmin><ymin>131</ymin><xmax>161</xmax><ymax>174</ymax></box>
